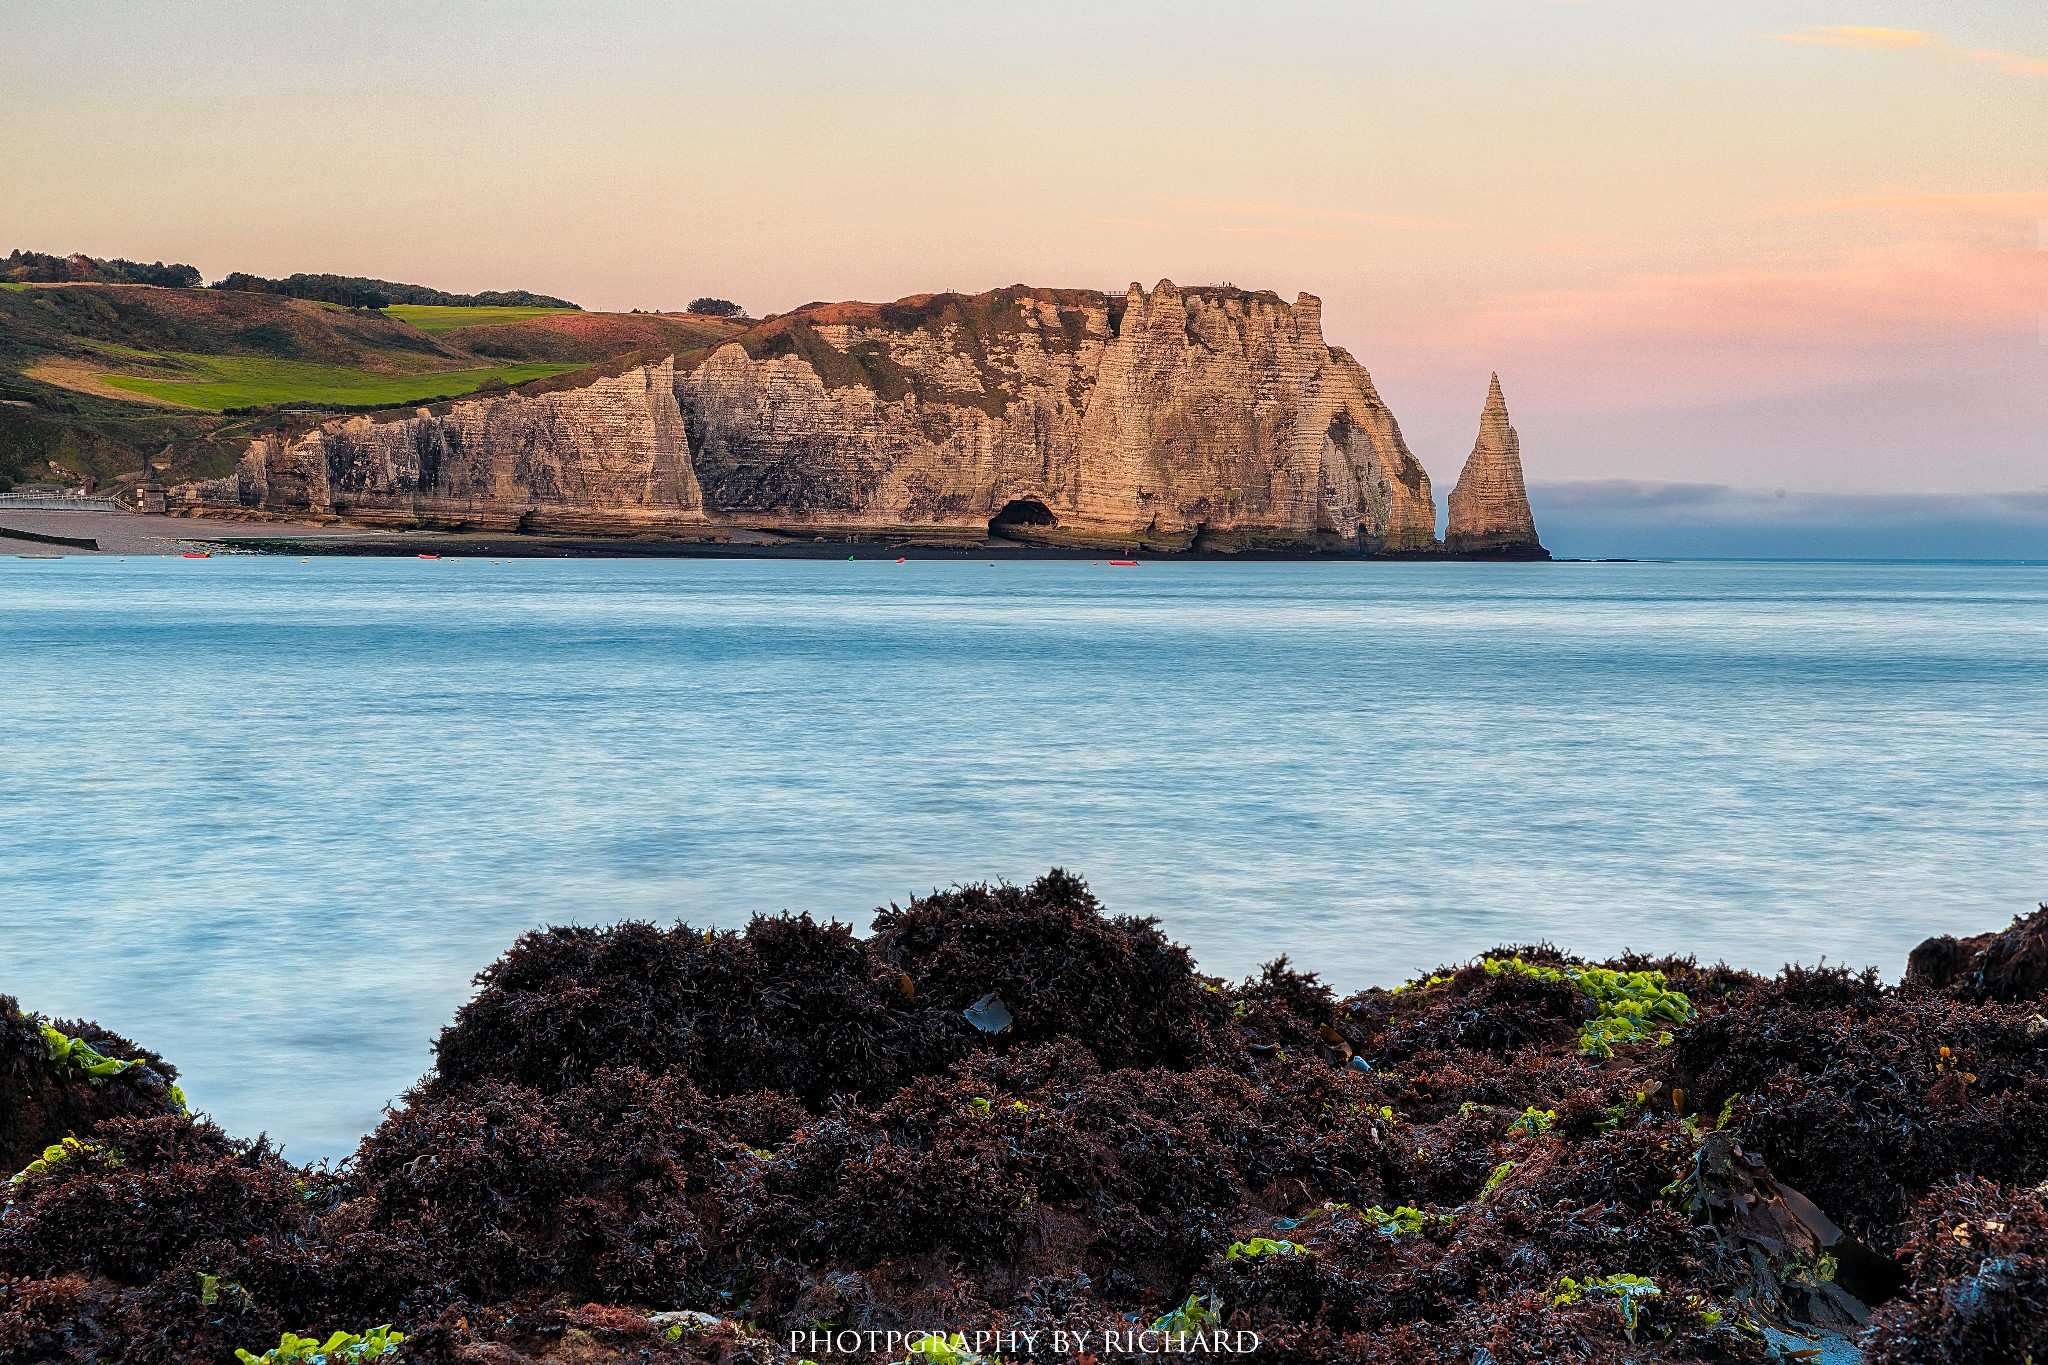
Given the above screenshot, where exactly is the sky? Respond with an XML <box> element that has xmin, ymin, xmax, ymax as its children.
<box><xmin>4</xmin><ymin>0</ymin><xmax>2044</xmax><ymax>542</ymax></box>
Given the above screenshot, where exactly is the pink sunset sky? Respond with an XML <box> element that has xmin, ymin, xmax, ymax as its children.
<box><xmin>5</xmin><ymin>0</ymin><xmax>2043</xmax><ymax>498</ymax></box>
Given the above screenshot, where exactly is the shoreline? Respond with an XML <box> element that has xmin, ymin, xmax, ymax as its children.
<box><xmin>3</xmin><ymin>509</ymin><xmax>1569</xmax><ymax>562</ymax></box>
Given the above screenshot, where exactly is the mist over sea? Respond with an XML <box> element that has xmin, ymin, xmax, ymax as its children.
<box><xmin>4</xmin><ymin>556</ymin><xmax>2044</xmax><ymax>1159</ymax></box>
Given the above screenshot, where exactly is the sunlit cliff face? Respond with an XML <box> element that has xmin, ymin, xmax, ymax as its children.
<box><xmin>5</xmin><ymin>1</ymin><xmax>2043</xmax><ymax>491</ymax></box>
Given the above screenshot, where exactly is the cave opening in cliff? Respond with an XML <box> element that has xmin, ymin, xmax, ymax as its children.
<box><xmin>989</xmin><ymin>498</ymin><xmax>1057</xmax><ymax>537</ymax></box>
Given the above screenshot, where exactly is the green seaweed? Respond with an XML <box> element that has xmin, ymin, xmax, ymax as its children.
<box><xmin>903</xmin><ymin>1332</ymin><xmax>987</xmax><ymax>1364</ymax></box>
<box><xmin>9</xmin><ymin>1136</ymin><xmax>116</xmax><ymax>1187</ymax></box>
<box><xmin>1361</xmin><ymin>1205</ymin><xmax>1443</xmax><ymax>1236</ymax></box>
<box><xmin>1479</xmin><ymin>957</ymin><xmax>1693</xmax><ymax>1059</ymax></box>
<box><xmin>1151</xmin><ymin>1291</ymin><xmax>1222</xmax><ymax>1334</ymax></box>
<box><xmin>1477</xmin><ymin>1161</ymin><xmax>1515</xmax><ymax>1200</ymax></box>
<box><xmin>1508</xmin><ymin>1106</ymin><xmax>1556</xmax><ymax>1135</ymax></box>
<box><xmin>198</xmin><ymin>1271</ymin><xmax>252</xmax><ymax>1310</ymax></box>
<box><xmin>1553</xmin><ymin>1273</ymin><xmax>1661</xmax><ymax>1335</ymax></box>
<box><xmin>1224</xmin><ymin>1236</ymin><xmax>1307</xmax><ymax>1260</ymax></box>
<box><xmin>1599</xmin><ymin>1090</ymin><xmax>1649</xmax><ymax>1133</ymax></box>
<box><xmin>234</xmin><ymin>1325</ymin><xmax>404</xmax><ymax>1364</ymax></box>
<box><xmin>38</xmin><ymin>1020</ymin><xmax>187</xmax><ymax>1111</ymax></box>
<box><xmin>41</xmin><ymin>1023</ymin><xmax>142</xmax><ymax>1079</ymax></box>
<box><xmin>1390</xmin><ymin>972</ymin><xmax>1452</xmax><ymax>995</ymax></box>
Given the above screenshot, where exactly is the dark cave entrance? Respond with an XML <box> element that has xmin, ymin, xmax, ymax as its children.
<box><xmin>988</xmin><ymin>498</ymin><xmax>1057</xmax><ymax>537</ymax></box>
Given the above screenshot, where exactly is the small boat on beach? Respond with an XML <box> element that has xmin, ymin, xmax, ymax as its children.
<box><xmin>1109</xmin><ymin>559</ymin><xmax>1138</xmax><ymax>567</ymax></box>
<box><xmin>418</xmin><ymin>554</ymin><xmax>441</xmax><ymax>561</ymax></box>
<box><xmin>181</xmin><ymin>551</ymin><xmax>211</xmax><ymax>559</ymax></box>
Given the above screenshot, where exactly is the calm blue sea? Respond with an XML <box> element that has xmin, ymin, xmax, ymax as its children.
<box><xmin>3</xmin><ymin>556</ymin><xmax>2044</xmax><ymax>1159</ymax></box>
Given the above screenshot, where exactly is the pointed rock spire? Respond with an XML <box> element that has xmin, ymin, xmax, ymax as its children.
<box><xmin>1446</xmin><ymin>373</ymin><xmax>1547</xmax><ymax>558</ymax></box>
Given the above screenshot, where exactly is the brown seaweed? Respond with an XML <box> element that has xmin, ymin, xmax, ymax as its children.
<box><xmin>5</xmin><ymin>872</ymin><xmax>2046</xmax><ymax>1363</ymax></box>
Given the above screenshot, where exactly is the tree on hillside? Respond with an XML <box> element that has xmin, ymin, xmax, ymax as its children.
<box><xmin>687</xmin><ymin>297</ymin><xmax>744</xmax><ymax>318</ymax></box>
<box><xmin>3</xmin><ymin>250</ymin><xmax>201</xmax><ymax>288</ymax></box>
<box><xmin>211</xmin><ymin>272</ymin><xmax>578</xmax><ymax>310</ymax></box>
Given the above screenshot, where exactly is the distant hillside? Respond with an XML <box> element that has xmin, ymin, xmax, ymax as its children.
<box><xmin>212</xmin><ymin>272</ymin><xmax>579</xmax><ymax>311</ymax></box>
<box><xmin>0</xmin><ymin>280</ymin><xmax>748</xmax><ymax>495</ymax></box>
<box><xmin>6</xmin><ymin>249</ymin><xmax>579</xmax><ymax>311</ymax></box>
<box><xmin>3</xmin><ymin>250</ymin><xmax>201</xmax><ymax>289</ymax></box>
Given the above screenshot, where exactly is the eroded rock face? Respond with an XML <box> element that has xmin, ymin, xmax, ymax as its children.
<box><xmin>1065</xmin><ymin>283</ymin><xmax>1435</xmax><ymax>550</ymax></box>
<box><xmin>180</xmin><ymin>284</ymin><xmax>1451</xmax><ymax>552</ymax></box>
<box><xmin>181</xmin><ymin>359</ymin><xmax>702</xmax><ymax>531</ymax></box>
<box><xmin>1445</xmin><ymin>373</ymin><xmax>1546</xmax><ymax>559</ymax></box>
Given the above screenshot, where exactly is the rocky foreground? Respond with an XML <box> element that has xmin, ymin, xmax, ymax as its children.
<box><xmin>3</xmin><ymin>876</ymin><xmax>2043</xmax><ymax>1365</ymax></box>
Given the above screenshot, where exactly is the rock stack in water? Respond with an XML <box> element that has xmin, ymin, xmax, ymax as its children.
<box><xmin>1446</xmin><ymin>373</ymin><xmax>1548</xmax><ymax>559</ymax></box>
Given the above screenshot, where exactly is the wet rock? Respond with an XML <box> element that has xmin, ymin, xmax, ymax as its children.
<box><xmin>1907</xmin><ymin>905</ymin><xmax>2048</xmax><ymax>1003</ymax></box>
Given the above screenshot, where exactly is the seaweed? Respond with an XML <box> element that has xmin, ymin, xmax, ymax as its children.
<box><xmin>1477</xmin><ymin>957</ymin><xmax>1694</xmax><ymax>1058</ymax></box>
<box><xmin>0</xmin><ymin>998</ymin><xmax>186</xmax><ymax>1174</ymax></box>
<box><xmin>1552</xmin><ymin>1273</ymin><xmax>1662</xmax><ymax>1335</ymax></box>
<box><xmin>9</xmin><ymin>1137</ymin><xmax>115</xmax><ymax>1187</ymax></box>
<box><xmin>1223</xmin><ymin>1238</ymin><xmax>1307</xmax><ymax>1260</ymax></box>
<box><xmin>4</xmin><ymin>877</ymin><xmax>2045</xmax><ymax>1364</ymax></box>
<box><xmin>234</xmin><ymin>1324</ymin><xmax>403</xmax><ymax>1364</ymax></box>
<box><xmin>1863</xmin><ymin>1179</ymin><xmax>2048</xmax><ymax>1364</ymax></box>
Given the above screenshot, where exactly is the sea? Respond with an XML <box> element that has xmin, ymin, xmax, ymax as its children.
<box><xmin>3</xmin><ymin>555</ymin><xmax>2044</xmax><ymax>1160</ymax></box>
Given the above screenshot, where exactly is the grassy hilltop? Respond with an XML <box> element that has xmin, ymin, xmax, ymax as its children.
<box><xmin>0</xmin><ymin>257</ymin><xmax>750</xmax><ymax>496</ymax></box>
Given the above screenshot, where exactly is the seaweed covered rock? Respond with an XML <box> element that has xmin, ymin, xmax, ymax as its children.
<box><xmin>0</xmin><ymin>998</ymin><xmax>187</xmax><ymax>1174</ymax></box>
<box><xmin>870</xmin><ymin>869</ymin><xmax>1232</xmax><ymax>1069</ymax></box>
<box><xmin>0</xmin><ymin>1112</ymin><xmax>317</xmax><ymax>1364</ymax></box>
<box><xmin>1864</xmin><ymin>1178</ymin><xmax>2048</xmax><ymax>1364</ymax></box>
<box><xmin>431</xmin><ymin>870</ymin><xmax>1230</xmax><ymax>1109</ymax></box>
<box><xmin>1669</xmin><ymin>965</ymin><xmax>2048</xmax><ymax>1252</ymax></box>
<box><xmin>428</xmin><ymin>912</ymin><xmax>962</xmax><ymax>1106</ymax></box>
<box><xmin>1907</xmin><ymin>904</ymin><xmax>2048</xmax><ymax>1003</ymax></box>
<box><xmin>9</xmin><ymin>883</ymin><xmax>2048</xmax><ymax>1363</ymax></box>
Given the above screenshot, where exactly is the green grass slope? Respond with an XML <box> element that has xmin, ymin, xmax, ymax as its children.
<box><xmin>383</xmin><ymin>304</ymin><xmax>578</xmax><ymax>332</ymax></box>
<box><xmin>100</xmin><ymin>356</ymin><xmax>577</xmax><ymax>411</ymax></box>
<box><xmin>0</xmin><ymin>284</ymin><xmax>737</xmax><ymax>494</ymax></box>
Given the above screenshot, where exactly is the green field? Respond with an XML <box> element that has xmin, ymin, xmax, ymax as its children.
<box><xmin>100</xmin><ymin>355</ymin><xmax>579</xmax><ymax>410</ymax></box>
<box><xmin>1</xmin><ymin>282</ymin><xmax>34</xmax><ymax>292</ymax></box>
<box><xmin>384</xmin><ymin>304</ymin><xmax>579</xmax><ymax>331</ymax></box>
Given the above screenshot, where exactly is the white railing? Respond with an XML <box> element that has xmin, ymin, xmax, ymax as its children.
<box><xmin>0</xmin><ymin>492</ymin><xmax>124</xmax><ymax>511</ymax></box>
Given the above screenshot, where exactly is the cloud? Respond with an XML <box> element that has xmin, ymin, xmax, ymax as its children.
<box><xmin>1528</xmin><ymin>481</ymin><xmax>2048</xmax><ymax>559</ymax></box>
<box><xmin>1536</xmin><ymin>480</ymin><xmax>2048</xmax><ymax>520</ymax></box>
<box><xmin>1401</xmin><ymin>239</ymin><xmax>2047</xmax><ymax>403</ymax></box>
<box><xmin>1765</xmin><ymin>26</ymin><xmax>2048</xmax><ymax>77</ymax></box>
<box><xmin>1754</xmin><ymin>190</ymin><xmax>2048</xmax><ymax>219</ymax></box>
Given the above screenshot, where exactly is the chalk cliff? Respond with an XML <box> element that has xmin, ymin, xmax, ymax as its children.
<box><xmin>182</xmin><ymin>282</ymin><xmax>1475</xmax><ymax>554</ymax></box>
<box><xmin>1445</xmin><ymin>373</ymin><xmax>1546</xmax><ymax>559</ymax></box>
<box><xmin>188</xmin><ymin>358</ymin><xmax>702</xmax><ymax>532</ymax></box>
